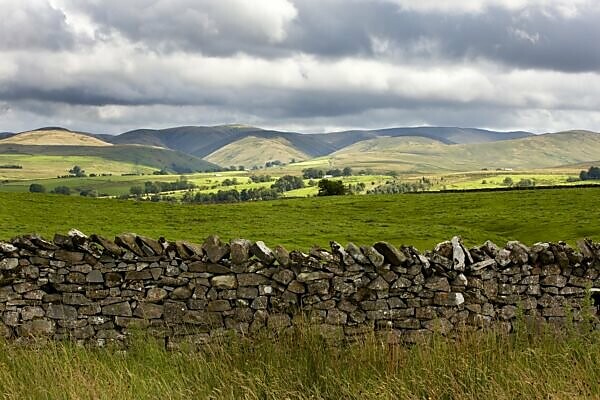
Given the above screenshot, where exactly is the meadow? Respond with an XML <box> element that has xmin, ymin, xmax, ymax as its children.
<box><xmin>1</xmin><ymin>188</ymin><xmax>600</xmax><ymax>399</ymax></box>
<box><xmin>1</xmin><ymin>187</ymin><xmax>599</xmax><ymax>250</ymax></box>
<box><xmin>0</xmin><ymin>326</ymin><xmax>598</xmax><ymax>399</ymax></box>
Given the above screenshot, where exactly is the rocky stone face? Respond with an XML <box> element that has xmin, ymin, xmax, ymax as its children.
<box><xmin>0</xmin><ymin>232</ymin><xmax>598</xmax><ymax>346</ymax></box>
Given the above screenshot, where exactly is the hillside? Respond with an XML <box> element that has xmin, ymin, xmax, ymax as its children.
<box><xmin>327</xmin><ymin>130</ymin><xmax>600</xmax><ymax>172</ymax></box>
<box><xmin>0</xmin><ymin>143</ymin><xmax>218</xmax><ymax>177</ymax></box>
<box><xmin>110</xmin><ymin>125</ymin><xmax>336</xmax><ymax>158</ymax></box>
<box><xmin>108</xmin><ymin>125</ymin><xmax>530</xmax><ymax>162</ymax></box>
<box><xmin>0</xmin><ymin>128</ymin><xmax>111</xmax><ymax>147</ymax></box>
<box><xmin>204</xmin><ymin>136</ymin><xmax>310</xmax><ymax>168</ymax></box>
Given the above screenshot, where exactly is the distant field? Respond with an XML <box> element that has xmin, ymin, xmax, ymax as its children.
<box><xmin>0</xmin><ymin>154</ymin><xmax>156</xmax><ymax>180</ymax></box>
<box><xmin>1</xmin><ymin>188</ymin><xmax>598</xmax><ymax>250</ymax></box>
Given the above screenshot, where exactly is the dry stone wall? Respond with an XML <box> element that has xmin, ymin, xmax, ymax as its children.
<box><xmin>1</xmin><ymin>230</ymin><xmax>599</xmax><ymax>346</ymax></box>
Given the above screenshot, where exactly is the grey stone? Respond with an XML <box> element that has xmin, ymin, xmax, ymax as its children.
<box><xmin>102</xmin><ymin>302</ymin><xmax>132</xmax><ymax>317</ymax></box>
<box><xmin>297</xmin><ymin>272</ymin><xmax>333</xmax><ymax>282</ymax></box>
<box><xmin>368</xmin><ymin>276</ymin><xmax>389</xmax><ymax>291</ymax></box>
<box><xmin>0</xmin><ymin>242</ymin><xmax>18</xmax><ymax>253</ymax></box>
<box><xmin>207</xmin><ymin>300</ymin><xmax>231</xmax><ymax>312</ymax></box>
<box><xmin>237</xmin><ymin>273</ymin><xmax>269</xmax><ymax>286</ymax></box>
<box><xmin>211</xmin><ymin>275</ymin><xmax>237</xmax><ymax>289</ymax></box>
<box><xmin>326</xmin><ymin>309</ymin><xmax>348</xmax><ymax>325</ymax></box>
<box><xmin>374</xmin><ymin>241</ymin><xmax>407</xmax><ymax>266</ymax></box>
<box><xmin>251</xmin><ymin>241</ymin><xmax>275</xmax><ymax>265</ymax></box>
<box><xmin>0</xmin><ymin>258</ymin><xmax>18</xmax><ymax>270</ymax></box>
<box><xmin>361</xmin><ymin>246</ymin><xmax>385</xmax><ymax>267</ymax></box>
<box><xmin>54</xmin><ymin>250</ymin><xmax>85</xmax><ymax>264</ymax></box>
<box><xmin>433</xmin><ymin>292</ymin><xmax>465</xmax><ymax>306</ymax></box>
<box><xmin>273</xmin><ymin>245</ymin><xmax>290</xmax><ymax>266</ymax></box>
<box><xmin>424</xmin><ymin>277</ymin><xmax>450</xmax><ymax>292</ymax></box>
<box><xmin>134</xmin><ymin>303</ymin><xmax>164</xmax><ymax>319</ymax></box>
<box><xmin>230</xmin><ymin>239</ymin><xmax>252</xmax><ymax>265</ymax></box>
<box><xmin>542</xmin><ymin>275</ymin><xmax>567</xmax><ymax>287</ymax></box>
<box><xmin>202</xmin><ymin>235</ymin><xmax>230</xmax><ymax>263</ymax></box>
<box><xmin>114</xmin><ymin>233</ymin><xmax>145</xmax><ymax>257</ymax></box>
<box><xmin>391</xmin><ymin>277</ymin><xmax>412</xmax><ymax>289</ymax></box>
<box><xmin>171</xmin><ymin>287</ymin><xmax>193</xmax><ymax>300</ymax></box>
<box><xmin>86</xmin><ymin>270</ymin><xmax>104</xmax><ymax>283</ymax></box>
<box><xmin>17</xmin><ymin>319</ymin><xmax>55</xmax><ymax>336</ymax></box>
<box><xmin>21</xmin><ymin>306</ymin><xmax>45</xmax><ymax>320</ymax></box>
<box><xmin>451</xmin><ymin>236</ymin><xmax>466</xmax><ymax>271</ymax></box>
<box><xmin>287</xmin><ymin>281</ymin><xmax>305</xmax><ymax>294</ymax></box>
<box><xmin>62</xmin><ymin>293</ymin><xmax>91</xmax><ymax>305</ymax></box>
<box><xmin>146</xmin><ymin>287</ymin><xmax>168</xmax><ymax>302</ymax></box>
<box><xmin>272</xmin><ymin>269</ymin><xmax>295</xmax><ymax>285</ymax></box>
<box><xmin>346</xmin><ymin>242</ymin><xmax>368</xmax><ymax>264</ymax></box>
<box><xmin>46</xmin><ymin>304</ymin><xmax>78</xmax><ymax>320</ymax></box>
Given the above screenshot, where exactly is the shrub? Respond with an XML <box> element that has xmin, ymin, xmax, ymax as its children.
<box><xmin>52</xmin><ymin>186</ymin><xmax>71</xmax><ymax>195</ymax></box>
<box><xmin>28</xmin><ymin>183</ymin><xmax>46</xmax><ymax>193</ymax></box>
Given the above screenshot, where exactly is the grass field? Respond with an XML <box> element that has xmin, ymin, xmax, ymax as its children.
<box><xmin>0</xmin><ymin>326</ymin><xmax>598</xmax><ymax>399</ymax></box>
<box><xmin>1</xmin><ymin>188</ymin><xmax>600</xmax><ymax>399</ymax></box>
<box><xmin>1</xmin><ymin>187</ymin><xmax>599</xmax><ymax>250</ymax></box>
<box><xmin>0</xmin><ymin>154</ymin><xmax>157</xmax><ymax>180</ymax></box>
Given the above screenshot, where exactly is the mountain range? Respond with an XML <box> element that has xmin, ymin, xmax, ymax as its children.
<box><xmin>0</xmin><ymin>125</ymin><xmax>598</xmax><ymax>174</ymax></box>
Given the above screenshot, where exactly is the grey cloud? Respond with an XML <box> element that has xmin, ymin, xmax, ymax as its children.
<box><xmin>0</xmin><ymin>1</ymin><xmax>74</xmax><ymax>50</ymax></box>
<box><xmin>64</xmin><ymin>0</ymin><xmax>600</xmax><ymax>72</ymax></box>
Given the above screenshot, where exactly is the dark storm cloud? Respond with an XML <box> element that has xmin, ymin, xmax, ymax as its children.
<box><xmin>65</xmin><ymin>0</ymin><xmax>600</xmax><ymax>72</ymax></box>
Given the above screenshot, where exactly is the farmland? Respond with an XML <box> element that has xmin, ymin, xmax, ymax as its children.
<box><xmin>1</xmin><ymin>187</ymin><xmax>599</xmax><ymax>250</ymax></box>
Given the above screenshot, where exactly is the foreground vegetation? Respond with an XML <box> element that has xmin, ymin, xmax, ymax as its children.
<box><xmin>1</xmin><ymin>187</ymin><xmax>599</xmax><ymax>250</ymax></box>
<box><xmin>0</xmin><ymin>326</ymin><xmax>598</xmax><ymax>399</ymax></box>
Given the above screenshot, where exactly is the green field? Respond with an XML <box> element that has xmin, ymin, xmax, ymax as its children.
<box><xmin>0</xmin><ymin>154</ymin><xmax>157</xmax><ymax>180</ymax></box>
<box><xmin>1</xmin><ymin>188</ymin><xmax>598</xmax><ymax>250</ymax></box>
<box><xmin>2</xmin><ymin>188</ymin><xmax>600</xmax><ymax>399</ymax></box>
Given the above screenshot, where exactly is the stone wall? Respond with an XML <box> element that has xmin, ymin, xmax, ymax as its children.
<box><xmin>1</xmin><ymin>230</ymin><xmax>599</xmax><ymax>346</ymax></box>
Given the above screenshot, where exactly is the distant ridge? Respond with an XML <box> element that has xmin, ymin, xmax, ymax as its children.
<box><xmin>107</xmin><ymin>124</ymin><xmax>533</xmax><ymax>159</ymax></box>
<box><xmin>1</xmin><ymin>128</ymin><xmax>111</xmax><ymax>147</ymax></box>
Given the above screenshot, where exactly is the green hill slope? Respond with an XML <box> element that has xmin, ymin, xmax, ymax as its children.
<box><xmin>329</xmin><ymin>130</ymin><xmax>600</xmax><ymax>172</ymax></box>
<box><xmin>204</xmin><ymin>136</ymin><xmax>310</xmax><ymax>168</ymax></box>
<box><xmin>0</xmin><ymin>143</ymin><xmax>218</xmax><ymax>178</ymax></box>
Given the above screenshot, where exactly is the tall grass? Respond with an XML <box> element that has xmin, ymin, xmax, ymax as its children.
<box><xmin>0</xmin><ymin>326</ymin><xmax>598</xmax><ymax>399</ymax></box>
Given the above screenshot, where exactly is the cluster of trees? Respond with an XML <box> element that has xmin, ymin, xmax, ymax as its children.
<box><xmin>265</xmin><ymin>160</ymin><xmax>283</xmax><ymax>168</ymax></box>
<box><xmin>502</xmin><ymin>177</ymin><xmax>535</xmax><ymax>187</ymax></box>
<box><xmin>271</xmin><ymin>175</ymin><xmax>305</xmax><ymax>192</ymax></box>
<box><xmin>29</xmin><ymin>183</ymin><xmax>104</xmax><ymax>197</ymax></box>
<box><xmin>0</xmin><ymin>164</ymin><xmax>22</xmax><ymax>169</ymax></box>
<box><xmin>181</xmin><ymin>187</ymin><xmax>281</xmax><ymax>204</ymax></box>
<box><xmin>129</xmin><ymin>177</ymin><xmax>197</xmax><ymax>196</ymax></box>
<box><xmin>367</xmin><ymin>180</ymin><xmax>432</xmax><ymax>194</ymax></box>
<box><xmin>317</xmin><ymin>179</ymin><xmax>346</xmax><ymax>196</ymax></box>
<box><xmin>249</xmin><ymin>175</ymin><xmax>272</xmax><ymax>183</ymax></box>
<box><xmin>302</xmin><ymin>167</ymin><xmax>352</xmax><ymax>179</ymax></box>
<box><xmin>580</xmin><ymin>166</ymin><xmax>600</xmax><ymax>181</ymax></box>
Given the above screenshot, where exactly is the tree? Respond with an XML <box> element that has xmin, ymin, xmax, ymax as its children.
<box><xmin>342</xmin><ymin>167</ymin><xmax>353</xmax><ymax>176</ymax></box>
<box><xmin>271</xmin><ymin>175</ymin><xmax>305</xmax><ymax>192</ymax></box>
<box><xmin>302</xmin><ymin>168</ymin><xmax>324</xmax><ymax>179</ymax></box>
<box><xmin>68</xmin><ymin>165</ymin><xmax>86</xmax><ymax>177</ymax></box>
<box><xmin>29</xmin><ymin>183</ymin><xmax>46</xmax><ymax>193</ymax></box>
<box><xmin>502</xmin><ymin>177</ymin><xmax>513</xmax><ymax>187</ymax></box>
<box><xmin>317</xmin><ymin>179</ymin><xmax>346</xmax><ymax>196</ymax></box>
<box><xmin>130</xmin><ymin>186</ymin><xmax>143</xmax><ymax>196</ymax></box>
<box><xmin>52</xmin><ymin>186</ymin><xmax>71</xmax><ymax>195</ymax></box>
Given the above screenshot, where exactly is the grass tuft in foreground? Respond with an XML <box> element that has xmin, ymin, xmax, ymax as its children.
<box><xmin>0</xmin><ymin>326</ymin><xmax>598</xmax><ymax>399</ymax></box>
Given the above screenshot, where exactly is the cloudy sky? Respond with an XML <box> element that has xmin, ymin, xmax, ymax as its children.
<box><xmin>1</xmin><ymin>0</ymin><xmax>600</xmax><ymax>134</ymax></box>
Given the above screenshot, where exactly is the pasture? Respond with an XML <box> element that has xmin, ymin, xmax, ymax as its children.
<box><xmin>1</xmin><ymin>187</ymin><xmax>599</xmax><ymax>250</ymax></box>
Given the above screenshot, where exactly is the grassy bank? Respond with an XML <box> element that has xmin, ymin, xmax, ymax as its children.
<box><xmin>0</xmin><ymin>327</ymin><xmax>598</xmax><ymax>399</ymax></box>
<box><xmin>1</xmin><ymin>188</ymin><xmax>599</xmax><ymax>250</ymax></box>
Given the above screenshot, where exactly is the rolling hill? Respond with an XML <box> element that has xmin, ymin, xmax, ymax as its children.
<box><xmin>108</xmin><ymin>125</ymin><xmax>531</xmax><ymax>160</ymax></box>
<box><xmin>325</xmin><ymin>130</ymin><xmax>600</xmax><ymax>172</ymax></box>
<box><xmin>204</xmin><ymin>136</ymin><xmax>310</xmax><ymax>168</ymax></box>
<box><xmin>0</xmin><ymin>128</ymin><xmax>218</xmax><ymax>178</ymax></box>
<box><xmin>0</xmin><ymin>128</ymin><xmax>111</xmax><ymax>146</ymax></box>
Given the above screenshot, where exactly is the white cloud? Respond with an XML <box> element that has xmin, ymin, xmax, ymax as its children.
<box><xmin>382</xmin><ymin>0</ymin><xmax>595</xmax><ymax>17</ymax></box>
